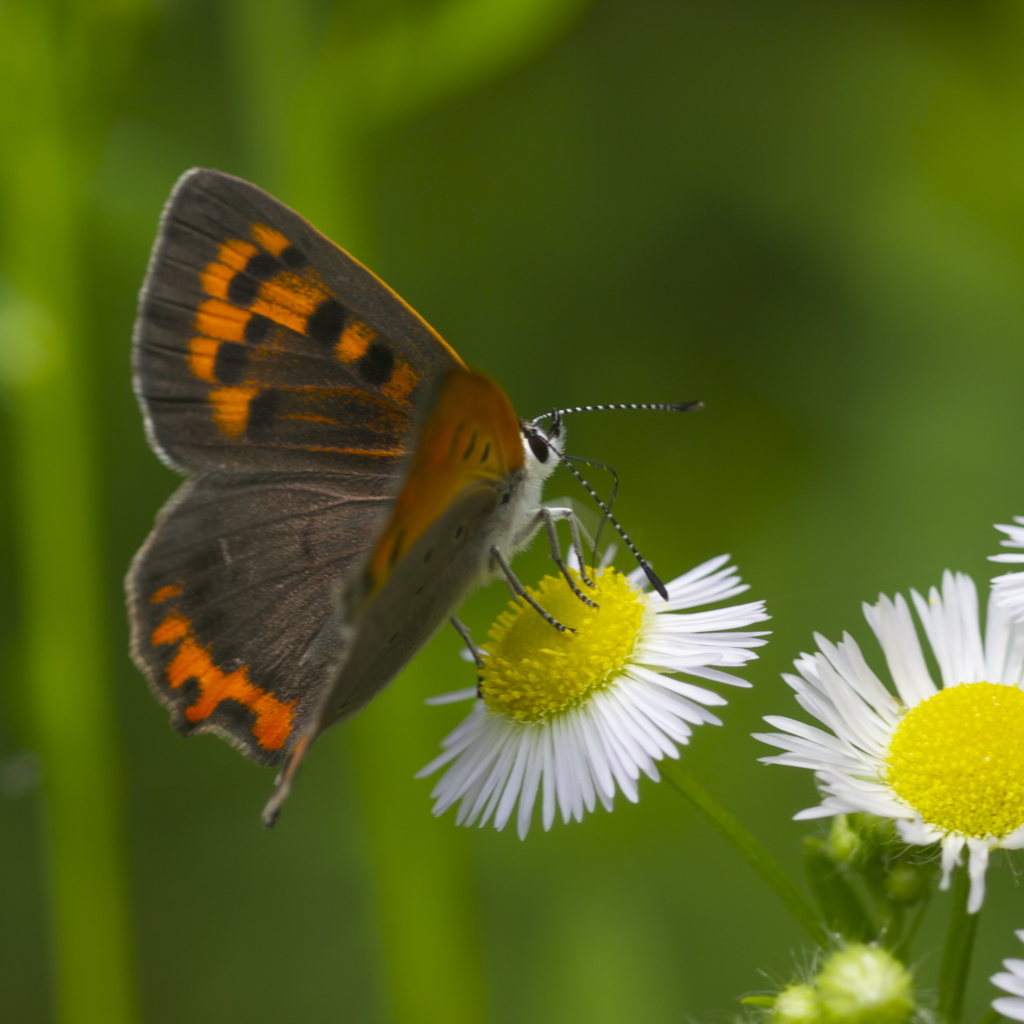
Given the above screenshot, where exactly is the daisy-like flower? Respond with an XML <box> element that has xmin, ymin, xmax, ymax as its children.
<box><xmin>991</xmin><ymin>517</ymin><xmax>1024</xmax><ymax>616</ymax></box>
<box><xmin>991</xmin><ymin>929</ymin><xmax>1024</xmax><ymax>1021</ymax></box>
<box><xmin>417</xmin><ymin>555</ymin><xmax>769</xmax><ymax>838</ymax></box>
<box><xmin>757</xmin><ymin>570</ymin><xmax>1024</xmax><ymax>913</ymax></box>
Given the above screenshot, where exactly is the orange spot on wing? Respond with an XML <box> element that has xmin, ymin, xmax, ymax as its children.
<box><xmin>209</xmin><ymin>386</ymin><xmax>258</xmax><ymax>436</ymax></box>
<box><xmin>281</xmin><ymin>412</ymin><xmax>340</xmax><ymax>425</ymax></box>
<box><xmin>188</xmin><ymin>336</ymin><xmax>220</xmax><ymax>383</ymax></box>
<box><xmin>195</xmin><ymin>299</ymin><xmax>251</xmax><ymax>343</ymax></box>
<box><xmin>218</xmin><ymin>239</ymin><xmax>258</xmax><ymax>271</ymax></box>
<box><xmin>251</xmin><ymin>273</ymin><xmax>328</xmax><ymax>333</ymax></box>
<box><xmin>251</xmin><ymin>223</ymin><xmax>291</xmax><ymax>256</ymax></box>
<box><xmin>334</xmin><ymin>320</ymin><xmax>417</xmax><ymax>403</ymax></box>
<box><xmin>336</xmin><ymin>320</ymin><xmax>374</xmax><ymax>363</ymax></box>
<box><xmin>199</xmin><ymin>240</ymin><xmax>258</xmax><ymax>300</ymax></box>
<box><xmin>199</xmin><ymin>263</ymin><xmax>232</xmax><ymax>301</ymax></box>
<box><xmin>305</xmin><ymin>445</ymin><xmax>405</xmax><ymax>458</ymax></box>
<box><xmin>381</xmin><ymin>357</ymin><xmax>417</xmax><ymax>405</ymax></box>
<box><xmin>151</xmin><ymin>584</ymin><xmax>183</xmax><ymax>604</ymax></box>
<box><xmin>151</xmin><ymin>611</ymin><xmax>295</xmax><ymax>752</ymax></box>
<box><xmin>152</xmin><ymin>612</ymin><xmax>189</xmax><ymax>644</ymax></box>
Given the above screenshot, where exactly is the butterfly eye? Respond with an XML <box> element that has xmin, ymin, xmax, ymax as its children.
<box><xmin>528</xmin><ymin>433</ymin><xmax>550</xmax><ymax>463</ymax></box>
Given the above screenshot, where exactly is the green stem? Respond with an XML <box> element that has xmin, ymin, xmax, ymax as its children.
<box><xmin>664</xmin><ymin>765</ymin><xmax>827</xmax><ymax>947</ymax></box>
<box><xmin>937</xmin><ymin>867</ymin><xmax>980</xmax><ymax>1024</ymax></box>
<box><xmin>893</xmin><ymin>885</ymin><xmax>932</xmax><ymax>960</ymax></box>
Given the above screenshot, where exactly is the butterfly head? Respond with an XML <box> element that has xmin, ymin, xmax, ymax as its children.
<box><xmin>519</xmin><ymin>414</ymin><xmax>564</xmax><ymax>501</ymax></box>
<box><xmin>521</xmin><ymin>413</ymin><xmax>562</xmax><ymax>467</ymax></box>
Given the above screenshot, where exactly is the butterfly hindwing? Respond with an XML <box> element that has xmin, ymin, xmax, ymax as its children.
<box><xmin>127</xmin><ymin>471</ymin><xmax>393</xmax><ymax>766</ymax></box>
<box><xmin>134</xmin><ymin>168</ymin><xmax>462</xmax><ymax>474</ymax></box>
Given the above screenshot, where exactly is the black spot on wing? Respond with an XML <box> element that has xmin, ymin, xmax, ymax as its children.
<box><xmin>306</xmin><ymin>299</ymin><xmax>347</xmax><ymax>346</ymax></box>
<box><xmin>228</xmin><ymin>272</ymin><xmax>259</xmax><ymax>307</ymax></box>
<box><xmin>280</xmin><ymin>245</ymin><xmax>305</xmax><ymax>269</ymax></box>
<box><xmin>357</xmin><ymin>341</ymin><xmax>394</xmax><ymax>387</ymax></box>
<box><xmin>247</xmin><ymin>390</ymin><xmax>281</xmax><ymax>438</ymax></box>
<box><xmin>227</xmin><ymin>253</ymin><xmax>281</xmax><ymax>308</ymax></box>
<box><xmin>214</xmin><ymin>341</ymin><xmax>248</xmax><ymax>384</ymax></box>
<box><xmin>245</xmin><ymin>252</ymin><xmax>282</xmax><ymax>281</ymax></box>
<box><xmin>244</xmin><ymin>313</ymin><xmax>272</xmax><ymax>344</ymax></box>
<box><xmin>174</xmin><ymin>677</ymin><xmax>201</xmax><ymax>713</ymax></box>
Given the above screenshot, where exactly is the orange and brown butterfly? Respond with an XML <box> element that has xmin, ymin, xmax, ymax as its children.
<box><xmin>127</xmin><ymin>168</ymin><xmax>569</xmax><ymax>824</ymax></box>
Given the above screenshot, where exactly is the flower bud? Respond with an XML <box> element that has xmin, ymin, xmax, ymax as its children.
<box><xmin>772</xmin><ymin>984</ymin><xmax>821</xmax><ymax>1023</ymax></box>
<box><xmin>815</xmin><ymin>945</ymin><xmax>914</xmax><ymax>1024</ymax></box>
<box><xmin>824</xmin><ymin>815</ymin><xmax>861</xmax><ymax>864</ymax></box>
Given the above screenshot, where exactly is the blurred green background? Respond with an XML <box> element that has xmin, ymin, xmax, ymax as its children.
<box><xmin>3</xmin><ymin>0</ymin><xmax>1024</xmax><ymax>1021</ymax></box>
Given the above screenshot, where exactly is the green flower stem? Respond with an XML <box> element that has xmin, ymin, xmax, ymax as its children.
<box><xmin>664</xmin><ymin>765</ymin><xmax>827</xmax><ymax>947</ymax></box>
<box><xmin>893</xmin><ymin>885</ymin><xmax>932</xmax><ymax>961</ymax></box>
<box><xmin>937</xmin><ymin>867</ymin><xmax>980</xmax><ymax>1024</ymax></box>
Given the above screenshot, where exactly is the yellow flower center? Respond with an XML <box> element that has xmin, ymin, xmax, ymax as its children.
<box><xmin>479</xmin><ymin>568</ymin><xmax>647</xmax><ymax>722</ymax></box>
<box><xmin>885</xmin><ymin>682</ymin><xmax>1024</xmax><ymax>838</ymax></box>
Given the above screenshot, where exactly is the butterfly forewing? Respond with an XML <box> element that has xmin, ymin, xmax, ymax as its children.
<box><xmin>134</xmin><ymin>168</ymin><xmax>462</xmax><ymax>474</ymax></box>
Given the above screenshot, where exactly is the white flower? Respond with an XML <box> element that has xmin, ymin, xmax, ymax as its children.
<box><xmin>991</xmin><ymin>517</ymin><xmax>1024</xmax><ymax>617</ymax></box>
<box><xmin>991</xmin><ymin>929</ymin><xmax>1024</xmax><ymax>1021</ymax></box>
<box><xmin>417</xmin><ymin>555</ymin><xmax>769</xmax><ymax>838</ymax></box>
<box><xmin>757</xmin><ymin>570</ymin><xmax>1024</xmax><ymax>914</ymax></box>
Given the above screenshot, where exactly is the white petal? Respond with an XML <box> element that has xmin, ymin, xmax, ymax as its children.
<box><xmin>967</xmin><ymin>839</ymin><xmax>991</xmax><ymax>914</ymax></box>
<box><xmin>993</xmin><ymin>974</ymin><xmax>1024</xmax><ymax>998</ymax></box>
<box><xmin>517</xmin><ymin>729</ymin><xmax>544</xmax><ymax>839</ymax></box>
<box><xmin>493</xmin><ymin>729</ymin><xmax>531</xmax><ymax>831</ymax></box>
<box><xmin>541</xmin><ymin>726</ymin><xmax>556</xmax><ymax>830</ymax></box>
<box><xmin>993</xmin><ymin>996</ymin><xmax>1024</xmax><ymax>1021</ymax></box>
<box><xmin>425</xmin><ymin>687</ymin><xmax>478</xmax><ymax>705</ymax></box>
<box><xmin>939</xmin><ymin>834</ymin><xmax>966</xmax><ymax>889</ymax></box>
<box><xmin>552</xmin><ymin>715</ymin><xmax>575</xmax><ymax>824</ymax></box>
<box><xmin>579</xmin><ymin>705</ymin><xmax>617</xmax><ymax>799</ymax></box>
<box><xmin>864</xmin><ymin>593</ymin><xmax>936</xmax><ymax>707</ymax></box>
<box><xmin>566</xmin><ymin>712</ymin><xmax>597</xmax><ymax>816</ymax></box>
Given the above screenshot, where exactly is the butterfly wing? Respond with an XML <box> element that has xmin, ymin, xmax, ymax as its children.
<box><xmin>134</xmin><ymin>167</ymin><xmax>462</xmax><ymax>474</ymax></box>
<box><xmin>129</xmin><ymin>168</ymin><xmax>465</xmax><ymax>766</ymax></box>
<box><xmin>127</xmin><ymin>472</ymin><xmax>393</xmax><ymax>766</ymax></box>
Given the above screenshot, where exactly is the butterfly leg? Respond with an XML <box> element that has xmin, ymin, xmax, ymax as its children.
<box><xmin>450</xmin><ymin>616</ymin><xmax>485</xmax><ymax>669</ymax></box>
<box><xmin>537</xmin><ymin>507</ymin><xmax>599</xmax><ymax>603</ymax></box>
<box><xmin>490</xmin><ymin>546</ymin><xmax>575</xmax><ymax>633</ymax></box>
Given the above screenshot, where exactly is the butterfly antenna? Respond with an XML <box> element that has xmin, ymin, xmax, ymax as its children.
<box><xmin>532</xmin><ymin>400</ymin><xmax>702</xmax><ymax>425</ymax></box>
<box><xmin>563</xmin><ymin>454</ymin><xmax>619</xmax><ymax>563</ymax></box>
<box><xmin>549</xmin><ymin>445</ymin><xmax>668</xmax><ymax>601</ymax></box>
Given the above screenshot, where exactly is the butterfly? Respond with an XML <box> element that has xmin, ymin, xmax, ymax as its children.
<box><xmin>127</xmin><ymin>168</ymin><xmax>588</xmax><ymax>825</ymax></box>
